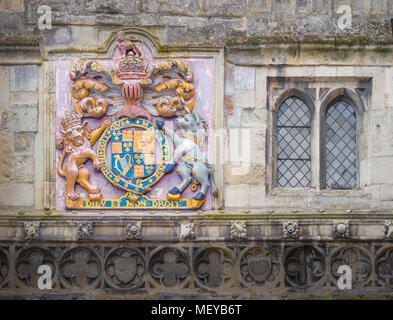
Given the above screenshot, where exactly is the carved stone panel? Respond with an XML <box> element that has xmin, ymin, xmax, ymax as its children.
<box><xmin>59</xmin><ymin>247</ymin><xmax>101</xmax><ymax>289</ymax></box>
<box><xmin>149</xmin><ymin>247</ymin><xmax>190</xmax><ymax>288</ymax></box>
<box><xmin>194</xmin><ymin>247</ymin><xmax>234</xmax><ymax>289</ymax></box>
<box><xmin>105</xmin><ymin>248</ymin><xmax>145</xmax><ymax>289</ymax></box>
<box><xmin>16</xmin><ymin>247</ymin><xmax>55</xmax><ymax>288</ymax></box>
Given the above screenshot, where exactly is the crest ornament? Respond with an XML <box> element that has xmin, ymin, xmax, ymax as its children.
<box><xmin>77</xmin><ymin>221</ymin><xmax>94</xmax><ymax>240</ymax></box>
<box><xmin>23</xmin><ymin>222</ymin><xmax>40</xmax><ymax>241</ymax></box>
<box><xmin>282</xmin><ymin>220</ymin><xmax>299</xmax><ymax>239</ymax></box>
<box><xmin>57</xmin><ymin>31</ymin><xmax>217</xmax><ymax>210</ymax></box>
<box><xmin>230</xmin><ymin>220</ymin><xmax>247</xmax><ymax>240</ymax></box>
<box><xmin>126</xmin><ymin>221</ymin><xmax>142</xmax><ymax>240</ymax></box>
<box><xmin>333</xmin><ymin>220</ymin><xmax>350</xmax><ymax>239</ymax></box>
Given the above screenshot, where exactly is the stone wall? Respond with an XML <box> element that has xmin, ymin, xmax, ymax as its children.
<box><xmin>0</xmin><ymin>0</ymin><xmax>393</xmax><ymax>299</ymax></box>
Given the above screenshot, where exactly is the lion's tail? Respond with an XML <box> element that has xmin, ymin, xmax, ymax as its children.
<box><xmin>57</xmin><ymin>147</ymin><xmax>66</xmax><ymax>177</ymax></box>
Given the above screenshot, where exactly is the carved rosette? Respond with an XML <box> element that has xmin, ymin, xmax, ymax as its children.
<box><xmin>384</xmin><ymin>220</ymin><xmax>393</xmax><ymax>239</ymax></box>
<box><xmin>282</xmin><ymin>220</ymin><xmax>299</xmax><ymax>239</ymax></box>
<box><xmin>105</xmin><ymin>248</ymin><xmax>145</xmax><ymax>289</ymax></box>
<box><xmin>16</xmin><ymin>248</ymin><xmax>55</xmax><ymax>288</ymax></box>
<box><xmin>230</xmin><ymin>220</ymin><xmax>247</xmax><ymax>240</ymax></box>
<box><xmin>126</xmin><ymin>221</ymin><xmax>142</xmax><ymax>240</ymax></box>
<box><xmin>180</xmin><ymin>221</ymin><xmax>195</xmax><ymax>240</ymax></box>
<box><xmin>148</xmin><ymin>248</ymin><xmax>190</xmax><ymax>288</ymax></box>
<box><xmin>239</xmin><ymin>246</ymin><xmax>280</xmax><ymax>287</ymax></box>
<box><xmin>60</xmin><ymin>247</ymin><xmax>101</xmax><ymax>289</ymax></box>
<box><xmin>194</xmin><ymin>247</ymin><xmax>235</xmax><ymax>289</ymax></box>
<box><xmin>77</xmin><ymin>222</ymin><xmax>94</xmax><ymax>240</ymax></box>
<box><xmin>376</xmin><ymin>246</ymin><xmax>393</xmax><ymax>286</ymax></box>
<box><xmin>333</xmin><ymin>220</ymin><xmax>350</xmax><ymax>239</ymax></box>
<box><xmin>23</xmin><ymin>222</ymin><xmax>41</xmax><ymax>241</ymax></box>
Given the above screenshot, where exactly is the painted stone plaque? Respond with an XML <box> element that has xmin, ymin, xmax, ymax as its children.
<box><xmin>56</xmin><ymin>31</ymin><xmax>216</xmax><ymax>210</ymax></box>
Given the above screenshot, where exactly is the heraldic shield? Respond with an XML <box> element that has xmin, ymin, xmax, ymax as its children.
<box><xmin>111</xmin><ymin>128</ymin><xmax>156</xmax><ymax>181</ymax></box>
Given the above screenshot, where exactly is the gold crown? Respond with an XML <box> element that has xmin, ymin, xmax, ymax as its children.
<box><xmin>61</xmin><ymin>112</ymin><xmax>82</xmax><ymax>131</ymax></box>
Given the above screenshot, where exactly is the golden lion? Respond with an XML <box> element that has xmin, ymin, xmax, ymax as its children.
<box><xmin>57</xmin><ymin>112</ymin><xmax>110</xmax><ymax>201</ymax></box>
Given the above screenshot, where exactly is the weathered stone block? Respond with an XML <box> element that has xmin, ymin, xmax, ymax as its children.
<box><xmin>250</xmin><ymin>183</ymin><xmax>266</xmax><ymax>207</ymax></box>
<box><xmin>203</xmin><ymin>0</ymin><xmax>246</xmax><ymax>16</ymax></box>
<box><xmin>0</xmin><ymin>0</ymin><xmax>24</xmax><ymax>12</ymax></box>
<box><xmin>234</xmin><ymin>66</ymin><xmax>255</xmax><ymax>90</ymax></box>
<box><xmin>10</xmin><ymin>92</ymin><xmax>38</xmax><ymax>106</ymax></box>
<box><xmin>224</xmin><ymin>184</ymin><xmax>250</xmax><ymax>207</ymax></box>
<box><xmin>142</xmin><ymin>0</ymin><xmax>202</xmax><ymax>15</ymax></box>
<box><xmin>0</xmin><ymin>132</ymin><xmax>13</xmax><ymax>182</ymax></box>
<box><xmin>13</xmin><ymin>154</ymin><xmax>34</xmax><ymax>182</ymax></box>
<box><xmin>241</xmin><ymin>108</ymin><xmax>268</xmax><ymax>127</ymax></box>
<box><xmin>1</xmin><ymin>105</ymin><xmax>38</xmax><ymax>132</ymax></box>
<box><xmin>250</xmin><ymin>128</ymin><xmax>266</xmax><ymax>164</ymax></box>
<box><xmin>224</xmin><ymin>164</ymin><xmax>265</xmax><ymax>184</ymax></box>
<box><xmin>84</xmin><ymin>0</ymin><xmax>136</xmax><ymax>14</ymax></box>
<box><xmin>14</xmin><ymin>132</ymin><xmax>35</xmax><ymax>154</ymax></box>
<box><xmin>233</xmin><ymin>90</ymin><xmax>255</xmax><ymax>108</ymax></box>
<box><xmin>10</xmin><ymin>65</ymin><xmax>38</xmax><ymax>92</ymax></box>
<box><xmin>0</xmin><ymin>182</ymin><xmax>34</xmax><ymax>207</ymax></box>
<box><xmin>0</xmin><ymin>67</ymin><xmax>9</xmax><ymax>108</ymax></box>
<box><xmin>370</xmin><ymin>0</ymin><xmax>387</xmax><ymax>14</ymax></box>
<box><xmin>247</xmin><ymin>0</ymin><xmax>270</xmax><ymax>12</ymax></box>
<box><xmin>312</xmin><ymin>0</ymin><xmax>329</xmax><ymax>14</ymax></box>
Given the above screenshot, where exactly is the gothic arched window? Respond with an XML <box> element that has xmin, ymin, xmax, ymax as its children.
<box><xmin>324</xmin><ymin>100</ymin><xmax>358</xmax><ymax>189</ymax></box>
<box><xmin>277</xmin><ymin>97</ymin><xmax>312</xmax><ymax>188</ymax></box>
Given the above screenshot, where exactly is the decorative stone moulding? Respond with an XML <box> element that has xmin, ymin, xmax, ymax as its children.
<box><xmin>23</xmin><ymin>222</ymin><xmax>40</xmax><ymax>241</ymax></box>
<box><xmin>333</xmin><ymin>220</ymin><xmax>350</xmax><ymax>239</ymax></box>
<box><xmin>126</xmin><ymin>221</ymin><xmax>142</xmax><ymax>240</ymax></box>
<box><xmin>282</xmin><ymin>220</ymin><xmax>299</xmax><ymax>239</ymax></box>
<box><xmin>384</xmin><ymin>220</ymin><xmax>393</xmax><ymax>239</ymax></box>
<box><xmin>77</xmin><ymin>222</ymin><xmax>94</xmax><ymax>240</ymax></box>
<box><xmin>230</xmin><ymin>220</ymin><xmax>247</xmax><ymax>240</ymax></box>
<box><xmin>180</xmin><ymin>221</ymin><xmax>195</xmax><ymax>240</ymax></box>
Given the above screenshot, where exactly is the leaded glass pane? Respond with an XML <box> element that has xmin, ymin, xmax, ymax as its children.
<box><xmin>277</xmin><ymin>97</ymin><xmax>311</xmax><ymax>188</ymax></box>
<box><xmin>325</xmin><ymin>100</ymin><xmax>358</xmax><ymax>189</ymax></box>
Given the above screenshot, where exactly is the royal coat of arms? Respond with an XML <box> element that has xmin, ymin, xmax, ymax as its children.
<box><xmin>56</xmin><ymin>31</ymin><xmax>217</xmax><ymax>210</ymax></box>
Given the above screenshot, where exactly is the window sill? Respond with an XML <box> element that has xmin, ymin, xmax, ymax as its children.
<box><xmin>269</xmin><ymin>188</ymin><xmax>369</xmax><ymax>198</ymax></box>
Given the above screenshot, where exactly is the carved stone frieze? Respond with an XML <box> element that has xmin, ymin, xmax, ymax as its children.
<box><xmin>384</xmin><ymin>220</ymin><xmax>393</xmax><ymax>239</ymax></box>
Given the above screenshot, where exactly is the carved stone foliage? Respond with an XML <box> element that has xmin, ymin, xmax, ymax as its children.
<box><xmin>384</xmin><ymin>220</ymin><xmax>393</xmax><ymax>239</ymax></box>
<box><xmin>331</xmin><ymin>246</ymin><xmax>372</xmax><ymax>287</ymax></box>
<box><xmin>149</xmin><ymin>248</ymin><xmax>190</xmax><ymax>288</ymax></box>
<box><xmin>180</xmin><ymin>221</ymin><xmax>195</xmax><ymax>240</ymax></box>
<box><xmin>230</xmin><ymin>220</ymin><xmax>247</xmax><ymax>240</ymax></box>
<box><xmin>239</xmin><ymin>246</ymin><xmax>281</xmax><ymax>287</ymax></box>
<box><xmin>60</xmin><ymin>247</ymin><xmax>101</xmax><ymax>288</ymax></box>
<box><xmin>284</xmin><ymin>246</ymin><xmax>326</xmax><ymax>288</ymax></box>
<box><xmin>194</xmin><ymin>247</ymin><xmax>234</xmax><ymax>288</ymax></box>
<box><xmin>333</xmin><ymin>220</ymin><xmax>350</xmax><ymax>239</ymax></box>
<box><xmin>77</xmin><ymin>222</ymin><xmax>94</xmax><ymax>240</ymax></box>
<box><xmin>23</xmin><ymin>222</ymin><xmax>40</xmax><ymax>241</ymax></box>
<box><xmin>283</xmin><ymin>221</ymin><xmax>299</xmax><ymax>239</ymax></box>
<box><xmin>126</xmin><ymin>221</ymin><xmax>142</xmax><ymax>240</ymax></box>
<box><xmin>16</xmin><ymin>248</ymin><xmax>55</xmax><ymax>288</ymax></box>
<box><xmin>105</xmin><ymin>248</ymin><xmax>145</xmax><ymax>289</ymax></box>
<box><xmin>0</xmin><ymin>248</ymin><xmax>9</xmax><ymax>288</ymax></box>
<box><xmin>376</xmin><ymin>247</ymin><xmax>393</xmax><ymax>286</ymax></box>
